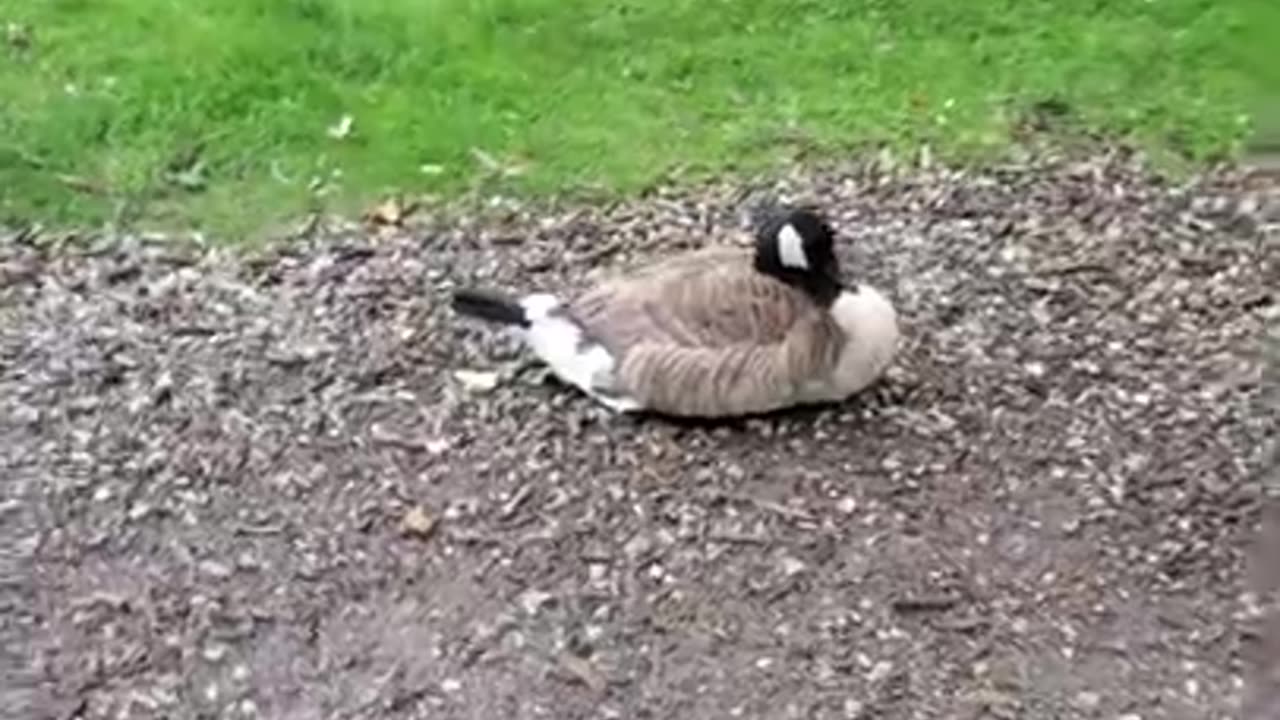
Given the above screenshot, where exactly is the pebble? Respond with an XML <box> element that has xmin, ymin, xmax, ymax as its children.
<box><xmin>1074</xmin><ymin>690</ymin><xmax>1101</xmax><ymax>709</ymax></box>
<box><xmin>198</xmin><ymin>560</ymin><xmax>233</xmax><ymax>579</ymax></box>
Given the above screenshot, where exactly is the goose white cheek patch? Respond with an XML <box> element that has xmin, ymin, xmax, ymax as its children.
<box><xmin>777</xmin><ymin>224</ymin><xmax>809</xmax><ymax>270</ymax></box>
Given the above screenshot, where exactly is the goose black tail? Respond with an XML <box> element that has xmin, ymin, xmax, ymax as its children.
<box><xmin>451</xmin><ymin>288</ymin><xmax>530</xmax><ymax>327</ymax></box>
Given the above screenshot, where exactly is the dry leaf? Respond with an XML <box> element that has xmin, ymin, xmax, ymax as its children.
<box><xmin>362</xmin><ymin>196</ymin><xmax>418</xmax><ymax>227</ymax></box>
<box><xmin>401</xmin><ymin>505</ymin><xmax>438</xmax><ymax>539</ymax></box>
<box><xmin>327</xmin><ymin>114</ymin><xmax>354</xmax><ymax>140</ymax></box>
<box><xmin>56</xmin><ymin>175</ymin><xmax>105</xmax><ymax>195</ymax></box>
<box><xmin>6</xmin><ymin>22</ymin><xmax>32</xmax><ymax>50</ymax></box>
<box><xmin>469</xmin><ymin>148</ymin><xmax>528</xmax><ymax>178</ymax></box>
<box><xmin>557</xmin><ymin>654</ymin><xmax>607</xmax><ymax>693</ymax></box>
<box><xmin>167</xmin><ymin>160</ymin><xmax>208</xmax><ymax>192</ymax></box>
<box><xmin>470</xmin><ymin>147</ymin><xmax>502</xmax><ymax>172</ymax></box>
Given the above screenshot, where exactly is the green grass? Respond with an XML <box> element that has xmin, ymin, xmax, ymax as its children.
<box><xmin>0</xmin><ymin>0</ymin><xmax>1271</xmax><ymax>240</ymax></box>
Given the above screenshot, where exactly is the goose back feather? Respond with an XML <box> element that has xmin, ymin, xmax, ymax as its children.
<box><xmin>561</xmin><ymin>247</ymin><xmax>848</xmax><ymax>417</ymax></box>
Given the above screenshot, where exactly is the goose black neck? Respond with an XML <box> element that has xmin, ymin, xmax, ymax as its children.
<box><xmin>756</xmin><ymin>259</ymin><xmax>844</xmax><ymax>308</ymax></box>
<box><xmin>797</xmin><ymin>273</ymin><xmax>843</xmax><ymax>308</ymax></box>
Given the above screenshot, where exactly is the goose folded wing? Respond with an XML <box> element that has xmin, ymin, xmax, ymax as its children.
<box><xmin>564</xmin><ymin>251</ymin><xmax>844</xmax><ymax>416</ymax></box>
<box><xmin>614</xmin><ymin>311</ymin><xmax>843</xmax><ymax>417</ymax></box>
<box><xmin>571</xmin><ymin>255</ymin><xmax>804</xmax><ymax>349</ymax></box>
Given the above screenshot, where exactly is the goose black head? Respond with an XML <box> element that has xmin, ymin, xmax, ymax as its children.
<box><xmin>752</xmin><ymin>206</ymin><xmax>846</xmax><ymax>307</ymax></box>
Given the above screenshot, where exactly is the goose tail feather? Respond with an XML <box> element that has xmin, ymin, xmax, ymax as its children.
<box><xmin>451</xmin><ymin>288</ymin><xmax>530</xmax><ymax>327</ymax></box>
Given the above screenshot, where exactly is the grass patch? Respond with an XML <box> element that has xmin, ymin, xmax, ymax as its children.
<box><xmin>0</xmin><ymin>0</ymin><xmax>1270</xmax><ymax>240</ymax></box>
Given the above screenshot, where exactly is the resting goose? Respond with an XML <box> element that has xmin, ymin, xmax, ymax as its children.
<box><xmin>450</xmin><ymin>206</ymin><xmax>900</xmax><ymax>418</ymax></box>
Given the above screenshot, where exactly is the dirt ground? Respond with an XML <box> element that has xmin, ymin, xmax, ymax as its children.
<box><xmin>3</xmin><ymin>148</ymin><xmax>1277</xmax><ymax>720</ymax></box>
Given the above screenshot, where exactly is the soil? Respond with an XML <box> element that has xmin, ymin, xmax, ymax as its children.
<box><xmin>3</xmin><ymin>148</ymin><xmax>1278</xmax><ymax>720</ymax></box>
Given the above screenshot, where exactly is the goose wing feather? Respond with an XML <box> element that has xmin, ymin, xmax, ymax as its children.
<box><xmin>565</xmin><ymin>247</ymin><xmax>844</xmax><ymax>416</ymax></box>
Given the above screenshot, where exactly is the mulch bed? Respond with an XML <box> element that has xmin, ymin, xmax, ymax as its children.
<box><xmin>2</xmin><ymin>147</ymin><xmax>1276</xmax><ymax>719</ymax></box>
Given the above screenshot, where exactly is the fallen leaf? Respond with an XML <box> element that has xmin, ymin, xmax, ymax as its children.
<box><xmin>454</xmin><ymin>369</ymin><xmax>500</xmax><ymax>393</ymax></box>
<box><xmin>362</xmin><ymin>196</ymin><xmax>418</xmax><ymax>227</ymax></box>
<box><xmin>401</xmin><ymin>505</ymin><xmax>438</xmax><ymax>539</ymax></box>
<box><xmin>557</xmin><ymin>653</ymin><xmax>607</xmax><ymax>693</ymax></box>
<box><xmin>964</xmin><ymin>689</ymin><xmax>1020</xmax><ymax>710</ymax></box>
<box><xmin>519</xmin><ymin>587</ymin><xmax>554</xmax><ymax>616</ymax></box>
<box><xmin>56</xmin><ymin>175</ymin><xmax>106</xmax><ymax>195</ymax></box>
<box><xmin>327</xmin><ymin>114</ymin><xmax>354</xmax><ymax>140</ymax></box>
<box><xmin>419</xmin><ymin>164</ymin><xmax>446</xmax><ymax>176</ymax></box>
<box><xmin>470</xmin><ymin>147</ymin><xmax>502</xmax><ymax>172</ymax></box>
<box><xmin>918</xmin><ymin>144</ymin><xmax>934</xmax><ymax>170</ymax></box>
<box><xmin>469</xmin><ymin>148</ymin><xmax>528</xmax><ymax>177</ymax></box>
<box><xmin>166</xmin><ymin>160</ymin><xmax>208</xmax><ymax>192</ymax></box>
<box><xmin>6</xmin><ymin>22</ymin><xmax>32</xmax><ymax>50</ymax></box>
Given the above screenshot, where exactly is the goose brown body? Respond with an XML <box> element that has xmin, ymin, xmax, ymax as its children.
<box><xmin>561</xmin><ymin>247</ymin><xmax>847</xmax><ymax>417</ymax></box>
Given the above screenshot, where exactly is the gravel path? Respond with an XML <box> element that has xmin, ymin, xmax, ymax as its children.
<box><xmin>3</xmin><ymin>149</ymin><xmax>1277</xmax><ymax>720</ymax></box>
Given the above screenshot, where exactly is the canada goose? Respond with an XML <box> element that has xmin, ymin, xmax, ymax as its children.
<box><xmin>450</xmin><ymin>206</ymin><xmax>900</xmax><ymax>418</ymax></box>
